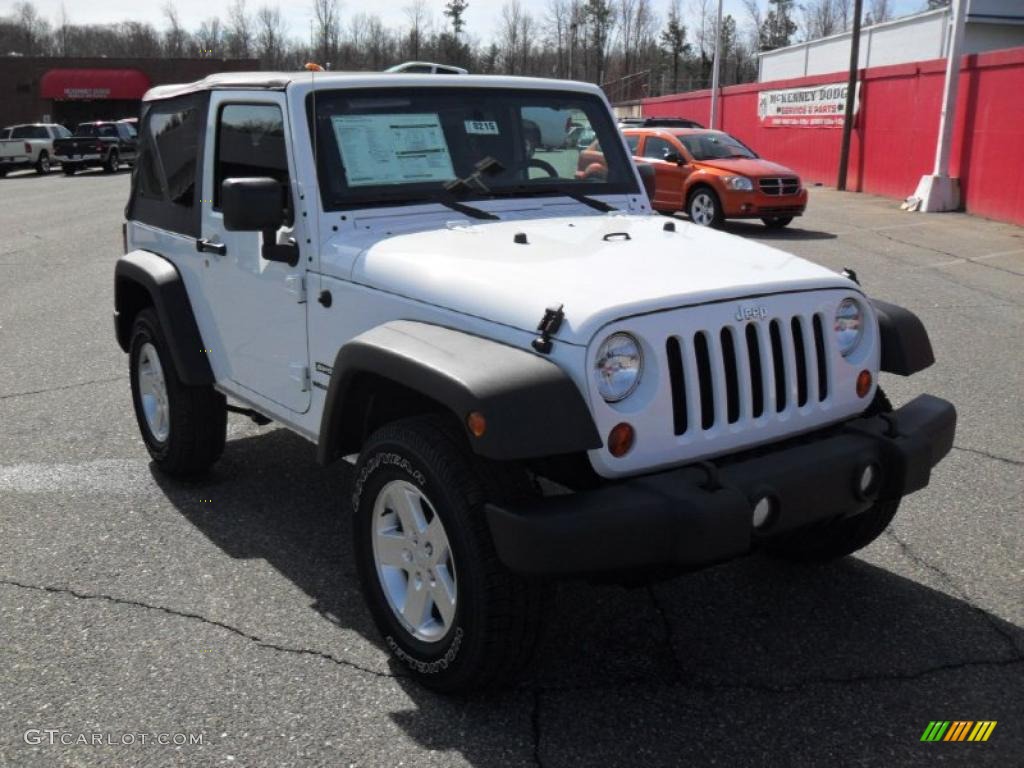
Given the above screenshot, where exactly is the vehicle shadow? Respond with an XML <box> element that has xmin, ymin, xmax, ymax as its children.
<box><xmin>719</xmin><ymin>219</ymin><xmax>839</xmax><ymax>241</ymax></box>
<box><xmin>150</xmin><ymin>427</ymin><xmax>1023</xmax><ymax>766</ymax></box>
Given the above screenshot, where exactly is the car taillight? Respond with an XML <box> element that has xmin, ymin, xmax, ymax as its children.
<box><xmin>95</xmin><ymin>143</ymin><xmax>105</xmax><ymax>152</ymax></box>
<box><xmin>24</xmin><ymin>142</ymin><xmax>31</xmax><ymax>153</ymax></box>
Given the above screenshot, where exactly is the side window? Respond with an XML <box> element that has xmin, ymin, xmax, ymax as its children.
<box><xmin>214</xmin><ymin>104</ymin><xmax>289</xmax><ymax>209</ymax></box>
<box><xmin>624</xmin><ymin>134</ymin><xmax>640</xmax><ymax>154</ymax></box>
<box><xmin>142</xmin><ymin>106</ymin><xmax>201</xmax><ymax>207</ymax></box>
<box><xmin>642</xmin><ymin>136</ymin><xmax>674</xmax><ymax>161</ymax></box>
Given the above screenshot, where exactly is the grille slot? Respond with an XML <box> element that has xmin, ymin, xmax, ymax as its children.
<box><xmin>666</xmin><ymin>337</ymin><xmax>688</xmax><ymax>436</ymax></box>
<box><xmin>694</xmin><ymin>332</ymin><xmax>715</xmax><ymax>430</ymax></box>
<box><xmin>666</xmin><ymin>311</ymin><xmax>832</xmax><ymax>435</ymax></box>
<box><xmin>758</xmin><ymin>177</ymin><xmax>800</xmax><ymax>196</ymax></box>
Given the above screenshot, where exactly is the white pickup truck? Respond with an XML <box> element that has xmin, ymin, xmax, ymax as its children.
<box><xmin>0</xmin><ymin>123</ymin><xmax>71</xmax><ymax>176</ymax></box>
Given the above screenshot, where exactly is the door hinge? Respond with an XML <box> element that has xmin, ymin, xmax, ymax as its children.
<box><xmin>285</xmin><ymin>274</ymin><xmax>306</xmax><ymax>303</ymax></box>
<box><xmin>289</xmin><ymin>364</ymin><xmax>310</xmax><ymax>392</ymax></box>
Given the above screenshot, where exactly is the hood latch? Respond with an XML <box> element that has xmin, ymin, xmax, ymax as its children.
<box><xmin>532</xmin><ymin>304</ymin><xmax>565</xmax><ymax>354</ymax></box>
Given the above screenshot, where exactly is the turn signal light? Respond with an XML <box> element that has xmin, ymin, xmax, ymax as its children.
<box><xmin>608</xmin><ymin>422</ymin><xmax>635</xmax><ymax>457</ymax></box>
<box><xmin>856</xmin><ymin>370</ymin><xmax>872</xmax><ymax>398</ymax></box>
<box><xmin>466</xmin><ymin>411</ymin><xmax>487</xmax><ymax>438</ymax></box>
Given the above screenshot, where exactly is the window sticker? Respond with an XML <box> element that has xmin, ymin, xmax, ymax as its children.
<box><xmin>331</xmin><ymin>113</ymin><xmax>455</xmax><ymax>187</ymax></box>
<box><xmin>464</xmin><ymin>120</ymin><xmax>500</xmax><ymax>135</ymax></box>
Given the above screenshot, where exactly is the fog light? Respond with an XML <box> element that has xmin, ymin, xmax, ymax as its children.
<box><xmin>466</xmin><ymin>411</ymin><xmax>487</xmax><ymax>438</ymax></box>
<box><xmin>607</xmin><ymin>422</ymin><xmax>635</xmax><ymax>457</ymax></box>
<box><xmin>752</xmin><ymin>496</ymin><xmax>775</xmax><ymax>529</ymax></box>
<box><xmin>856</xmin><ymin>463</ymin><xmax>880</xmax><ymax>498</ymax></box>
<box><xmin>856</xmin><ymin>369</ymin><xmax>872</xmax><ymax>398</ymax></box>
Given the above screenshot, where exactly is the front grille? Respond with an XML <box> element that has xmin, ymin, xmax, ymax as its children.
<box><xmin>759</xmin><ymin>177</ymin><xmax>800</xmax><ymax>196</ymax></box>
<box><xmin>665</xmin><ymin>313</ymin><xmax>830</xmax><ymax>436</ymax></box>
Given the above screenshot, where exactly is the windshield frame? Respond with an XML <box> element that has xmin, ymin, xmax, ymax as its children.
<box><xmin>305</xmin><ymin>86</ymin><xmax>640</xmax><ymax>212</ymax></box>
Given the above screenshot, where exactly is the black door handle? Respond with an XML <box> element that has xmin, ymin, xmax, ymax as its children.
<box><xmin>196</xmin><ymin>238</ymin><xmax>227</xmax><ymax>256</ymax></box>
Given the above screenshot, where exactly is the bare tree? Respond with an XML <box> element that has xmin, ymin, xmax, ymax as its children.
<box><xmin>801</xmin><ymin>0</ymin><xmax>839</xmax><ymax>40</ymax></box>
<box><xmin>254</xmin><ymin>5</ymin><xmax>286</xmax><ymax>66</ymax></box>
<box><xmin>195</xmin><ymin>17</ymin><xmax>222</xmax><ymax>57</ymax></box>
<box><xmin>404</xmin><ymin>0</ymin><xmax>430</xmax><ymax>60</ymax></box>
<box><xmin>865</xmin><ymin>0</ymin><xmax>892</xmax><ymax>24</ymax></box>
<box><xmin>227</xmin><ymin>0</ymin><xmax>253</xmax><ymax>58</ymax></box>
<box><xmin>313</xmin><ymin>0</ymin><xmax>340</xmax><ymax>66</ymax></box>
<box><xmin>162</xmin><ymin>3</ymin><xmax>187</xmax><ymax>57</ymax></box>
<box><xmin>55</xmin><ymin>3</ymin><xmax>71</xmax><ymax>56</ymax></box>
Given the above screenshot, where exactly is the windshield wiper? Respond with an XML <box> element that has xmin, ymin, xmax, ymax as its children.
<box><xmin>494</xmin><ymin>185</ymin><xmax>617</xmax><ymax>212</ymax></box>
<box><xmin>560</xmin><ymin>190</ymin><xmax>617</xmax><ymax>212</ymax></box>
<box><xmin>435</xmin><ymin>192</ymin><xmax>500</xmax><ymax>221</ymax></box>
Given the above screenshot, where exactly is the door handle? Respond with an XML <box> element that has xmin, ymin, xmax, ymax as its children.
<box><xmin>196</xmin><ymin>238</ymin><xmax>227</xmax><ymax>256</ymax></box>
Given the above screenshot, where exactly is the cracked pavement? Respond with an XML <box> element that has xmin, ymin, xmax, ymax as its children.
<box><xmin>1</xmin><ymin>171</ymin><xmax>1022</xmax><ymax>766</ymax></box>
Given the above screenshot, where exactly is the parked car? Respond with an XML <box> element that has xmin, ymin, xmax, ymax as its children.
<box><xmin>0</xmin><ymin>123</ymin><xmax>71</xmax><ymax>176</ymax></box>
<box><xmin>115</xmin><ymin>70</ymin><xmax>954</xmax><ymax>693</ymax></box>
<box><xmin>622</xmin><ymin>127</ymin><xmax>808</xmax><ymax>228</ymax></box>
<box><xmin>53</xmin><ymin>121</ymin><xmax>138</xmax><ymax>175</ymax></box>
<box><xmin>617</xmin><ymin>116</ymin><xmax>703</xmax><ymax>129</ymax></box>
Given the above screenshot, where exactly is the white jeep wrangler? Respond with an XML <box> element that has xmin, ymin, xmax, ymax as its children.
<box><xmin>115</xmin><ymin>71</ymin><xmax>956</xmax><ymax>691</ymax></box>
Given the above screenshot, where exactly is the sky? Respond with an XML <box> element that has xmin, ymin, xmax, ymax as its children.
<box><xmin>3</xmin><ymin>0</ymin><xmax>929</xmax><ymax>46</ymax></box>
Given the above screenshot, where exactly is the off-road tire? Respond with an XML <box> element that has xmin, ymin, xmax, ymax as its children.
<box><xmin>687</xmin><ymin>186</ymin><xmax>724</xmax><ymax>228</ymax></box>
<box><xmin>351</xmin><ymin>414</ymin><xmax>546</xmax><ymax>692</ymax></box>
<box><xmin>128</xmin><ymin>308</ymin><xmax>226</xmax><ymax>477</ymax></box>
<box><xmin>768</xmin><ymin>389</ymin><xmax>899</xmax><ymax>562</ymax></box>
<box><xmin>35</xmin><ymin>151</ymin><xmax>51</xmax><ymax>174</ymax></box>
<box><xmin>762</xmin><ymin>216</ymin><xmax>793</xmax><ymax>229</ymax></box>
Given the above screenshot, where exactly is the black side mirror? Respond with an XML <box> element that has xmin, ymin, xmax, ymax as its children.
<box><xmin>222</xmin><ymin>177</ymin><xmax>285</xmax><ymax>232</ymax></box>
<box><xmin>636</xmin><ymin>162</ymin><xmax>656</xmax><ymax>200</ymax></box>
<box><xmin>664</xmin><ymin>151</ymin><xmax>685</xmax><ymax>165</ymax></box>
<box><xmin>221</xmin><ymin>177</ymin><xmax>298</xmax><ymax>266</ymax></box>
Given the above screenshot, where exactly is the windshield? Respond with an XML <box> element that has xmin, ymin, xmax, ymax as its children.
<box><xmin>74</xmin><ymin>123</ymin><xmax>117</xmax><ymax>138</ymax></box>
<box><xmin>679</xmin><ymin>132</ymin><xmax>757</xmax><ymax>161</ymax></box>
<box><xmin>309</xmin><ymin>87</ymin><xmax>637</xmax><ymax>210</ymax></box>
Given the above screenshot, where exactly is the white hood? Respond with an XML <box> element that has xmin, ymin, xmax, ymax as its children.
<box><xmin>352</xmin><ymin>214</ymin><xmax>854</xmax><ymax>344</ymax></box>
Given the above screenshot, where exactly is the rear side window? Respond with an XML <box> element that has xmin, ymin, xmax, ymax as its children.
<box><xmin>52</xmin><ymin>125</ymin><xmax>71</xmax><ymax>139</ymax></box>
<box><xmin>11</xmin><ymin>125</ymin><xmax>48</xmax><ymax>139</ymax></box>
<box><xmin>214</xmin><ymin>104</ymin><xmax>289</xmax><ymax>209</ymax></box>
<box><xmin>624</xmin><ymin>134</ymin><xmax>640</xmax><ymax>154</ymax></box>
<box><xmin>127</xmin><ymin>93</ymin><xmax>207</xmax><ymax>237</ymax></box>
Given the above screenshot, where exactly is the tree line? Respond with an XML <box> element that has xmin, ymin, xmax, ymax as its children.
<box><xmin>2</xmin><ymin>0</ymin><xmax>928</xmax><ymax>101</ymax></box>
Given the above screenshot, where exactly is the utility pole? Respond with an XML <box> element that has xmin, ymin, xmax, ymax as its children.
<box><xmin>836</xmin><ymin>0</ymin><xmax>863</xmax><ymax>191</ymax></box>
<box><xmin>911</xmin><ymin>0</ymin><xmax>968</xmax><ymax>211</ymax></box>
<box><xmin>709</xmin><ymin>0</ymin><xmax>724</xmax><ymax>129</ymax></box>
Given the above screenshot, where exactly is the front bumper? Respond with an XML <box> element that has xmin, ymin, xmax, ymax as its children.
<box><xmin>486</xmin><ymin>394</ymin><xmax>955</xmax><ymax>575</ymax></box>
<box><xmin>722</xmin><ymin>188</ymin><xmax>808</xmax><ymax>218</ymax></box>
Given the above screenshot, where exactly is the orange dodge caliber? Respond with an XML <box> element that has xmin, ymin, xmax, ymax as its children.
<box><xmin>619</xmin><ymin>128</ymin><xmax>807</xmax><ymax>228</ymax></box>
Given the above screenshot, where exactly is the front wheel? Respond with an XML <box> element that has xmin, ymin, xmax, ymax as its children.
<box><xmin>687</xmin><ymin>187</ymin><xmax>724</xmax><ymax>227</ymax></box>
<box><xmin>129</xmin><ymin>308</ymin><xmax>226</xmax><ymax>477</ymax></box>
<box><xmin>351</xmin><ymin>415</ymin><xmax>545</xmax><ymax>692</ymax></box>
<box><xmin>104</xmin><ymin>151</ymin><xmax>119</xmax><ymax>174</ymax></box>
<box><xmin>762</xmin><ymin>216</ymin><xmax>793</xmax><ymax>229</ymax></box>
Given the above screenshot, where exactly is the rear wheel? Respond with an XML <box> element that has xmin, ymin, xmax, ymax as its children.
<box><xmin>351</xmin><ymin>415</ymin><xmax>545</xmax><ymax>692</ymax></box>
<box><xmin>129</xmin><ymin>308</ymin><xmax>226</xmax><ymax>477</ymax></box>
<box><xmin>768</xmin><ymin>389</ymin><xmax>899</xmax><ymax>562</ymax></box>
<box><xmin>762</xmin><ymin>216</ymin><xmax>793</xmax><ymax>229</ymax></box>
<box><xmin>687</xmin><ymin>187</ymin><xmax>724</xmax><ymax>227</ymax></box>
<box><xmin>35</xmin><ymin>151</ymin><xmax>51</xmax><ymax>174</ymax></box>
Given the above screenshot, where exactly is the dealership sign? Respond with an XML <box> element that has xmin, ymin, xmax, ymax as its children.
<box><xmin>63</xmin><ymin>87</ymin><xmax>112</xmax><ymax>99</ymax></box>
<box><xmin>757</xmin><ymin>82</ymin><xmax>860</xmax><ymax>127</ymax></box>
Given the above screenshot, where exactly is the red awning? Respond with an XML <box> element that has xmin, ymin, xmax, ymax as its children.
<box><xmin>40</xmin><ymin>69</ymin><xmax>151</xmax><ymax>101</ymax></box>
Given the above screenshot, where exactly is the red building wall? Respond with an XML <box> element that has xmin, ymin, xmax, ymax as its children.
<box><xmin>641</xmin><ymin>47</ymin><xmax>1024</xmax><ymax>226</ymax></box>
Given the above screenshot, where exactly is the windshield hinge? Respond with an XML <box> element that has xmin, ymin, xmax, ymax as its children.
<box><xmin>532</xmin><ymin>304</ymin><xmax>564</xmax><ymax>354</ymax></box>
<box><xmin>289</xmin><ymin>364</ymin><xmax>310</xmax><ymax>392</ymax></box>
<box><xmin>285</xmin><ymin>274</ymin><xmax>306</xmax><ymax>303</ymax></box>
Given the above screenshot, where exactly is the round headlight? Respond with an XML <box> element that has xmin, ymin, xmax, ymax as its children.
<box><xmin>594</xmin><ymin>333</ymin><xmax>643</xmax><ymax>402</ymax></box>
<box><xmin>834</xmin><ymin>298</ymin><xmax>864</xmax><ymax>357</ymax></box>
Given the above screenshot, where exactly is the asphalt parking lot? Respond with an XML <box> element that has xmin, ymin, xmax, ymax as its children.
<box><xmin>1</xmin><ymin>168</ymin><xmax>1022</xmax><ymax>767</ymax></box>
